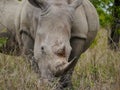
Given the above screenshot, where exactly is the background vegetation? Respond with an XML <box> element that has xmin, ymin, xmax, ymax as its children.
<box><xmin>91</xmin><ymin>0</ymin><xmax>120</xmax><ymax>49</ymax></box>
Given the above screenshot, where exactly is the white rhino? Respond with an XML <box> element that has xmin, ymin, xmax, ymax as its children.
<box><xmin>0</xmin><ymin>0</ymin><xmax>99</xmax><ymax>89</ymax></box>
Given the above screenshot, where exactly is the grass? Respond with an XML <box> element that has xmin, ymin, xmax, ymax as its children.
<box><xmin>72</xmin><ymin>29</ymin><xmax>120</xmax><ymax>90</ymax></box>
<box><xmin>0</xmin><ymin>29</ymin><xmax>120</xmax><ymax>90</ymax></box>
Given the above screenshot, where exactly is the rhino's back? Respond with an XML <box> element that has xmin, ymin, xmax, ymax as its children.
<box><xmin>71</xmin><ymin>0</ymin><xmax>99</xmax><ymax>51</ymax></box>
<box><xmin>0</xmin><ymin>0</ymin><xmax>20</xmax><ymax>31</ymax></box>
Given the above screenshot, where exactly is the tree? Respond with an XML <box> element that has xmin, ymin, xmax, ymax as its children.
<box><xmin>90</xmin><ymin>0</ymin><xmax>120</xmax><ymax>50</ymax></box>
<box><xmin>109</xmin><ymin>0</ymin><xmax>120</xmax><ymax>50</ymax></box>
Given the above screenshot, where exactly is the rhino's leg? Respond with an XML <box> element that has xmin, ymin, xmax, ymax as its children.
<box><xmin>20</xmin><ymin>32</ymin><xmax>39</xmax><ymax>73</ymax></box>
<box><xmin>20</xmin><ymin>32</ymin><xmax>34</xmax><ymax>56</ymax></box>
<box><xmin>57</xmin><ymin>37</ymin><xmax>86</xmax><ymax>89</ymax></box>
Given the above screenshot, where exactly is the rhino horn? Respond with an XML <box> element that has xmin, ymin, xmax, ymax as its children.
<box><xmin>28</xmin><ymin>0</ymin><xmax>48</xmax><ymax>10</ymax></box>
<box><xmin>69</xmin><ymin>0</ymin><xmax>83</xmax><ymax>9</ymax></box>
<box><xmin>55</xmin><ymin>57</ymin><xmax>76</xmax><ymax>77</ymax></box>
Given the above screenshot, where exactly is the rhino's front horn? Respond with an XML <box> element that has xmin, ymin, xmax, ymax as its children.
<box><xmin>69</xmin><ymin>0</ymin><xmax>83</xmax><ymax>9</ymax></box>
<box><xmin>54</xmin><ymin>57</ymin><xmax>76</xmax><ymax>77</ymax></box>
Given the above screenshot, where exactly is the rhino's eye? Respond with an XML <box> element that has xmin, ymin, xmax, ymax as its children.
<box><xmin>56</xmin><ymin>48</ymin><xmax>66</xmax><ymax>57</ymax></box>
<box><xmin>41</xmin><ymin>46</ymin><xmax>44</xmax><ymax>51</ymax></box>
<box><xmin>41</xmin><ymin>46</ymin><xmax>46</xmax><ymax>54</ymax></box>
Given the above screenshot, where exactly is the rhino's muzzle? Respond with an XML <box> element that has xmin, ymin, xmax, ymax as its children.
<box><xmin>53</xmin><ymin>57</ymin><xmax>76</xmax><ymax>77</ymax></box>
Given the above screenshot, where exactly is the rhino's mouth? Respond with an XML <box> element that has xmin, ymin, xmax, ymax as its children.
<box><xmin>31</xmin><ymin>56</ymin><xmax>76</xmax><ymax>77</ymax></box>
<box><xmin>52</xmin><ymin>57</ymin><xmax>77</xmax><ymax>77</ymax></box>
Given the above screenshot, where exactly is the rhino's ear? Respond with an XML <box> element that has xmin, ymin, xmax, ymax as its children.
<box><xmin>68</xmin><ymin>0</ymin><xmax>83</xmax><ymax>9</ymax></box>
<box><xmin>28</xmin><ymin>0</ymin><xmax>48</xmax><ymax>10</ymax></box>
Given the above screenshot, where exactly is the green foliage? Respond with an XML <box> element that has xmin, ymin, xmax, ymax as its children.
<box><xmin>115</xmin><ymin>28</ymin><xmax>120</xmax><ymax>35</ymax></box>
<box><xmin>90</xmin><ymin>0</ymin><xmax>114</xmax><ymax>27</ymax></box>
<box><xmin>118</xmin><ymin>29</ymin><xmax>120</xmax><ymax>35</ymax></box>
<box><xmin>0</xmin><ymin>38</ymin><xmax>7</xmax><ymax>47</ymax></box>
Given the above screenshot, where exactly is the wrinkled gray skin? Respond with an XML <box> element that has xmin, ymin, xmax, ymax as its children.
<box><xmin>0</xmin><ymin>0</ymin><xmax>99</xmax><ymax>89</ymax></box>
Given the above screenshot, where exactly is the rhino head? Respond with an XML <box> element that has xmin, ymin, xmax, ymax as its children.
<box><xmin>28</xmin><ymin>0</ymin><xmax>83</xmax><ymax>84</ymax></box>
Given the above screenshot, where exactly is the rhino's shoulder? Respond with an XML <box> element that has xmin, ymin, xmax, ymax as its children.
<box><xmin>71</xmin><ymin>0</ymin><xmax>99</xmax><ymax>39</ymax></box>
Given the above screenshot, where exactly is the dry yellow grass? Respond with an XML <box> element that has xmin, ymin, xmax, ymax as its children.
<box><xmin>73</xmin><ymin>29</ymin><xmax>120</xmax><ymax>90</ymax></box>
<box><xmin>0</xmin><ymin>29</ymin><xmax>120</xmax><ymax>90</ymax></box>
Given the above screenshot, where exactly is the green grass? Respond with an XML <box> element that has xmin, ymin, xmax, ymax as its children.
<box><xmin>0</xmin><ymin>29</ymin><xmax>120</xmax><ymax>90</ymax></box>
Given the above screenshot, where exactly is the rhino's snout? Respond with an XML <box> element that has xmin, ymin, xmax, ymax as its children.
<box><xmin>48</xmin><ymin>57</ymin><xmax>76</xmax><ymax>77</ymax></box>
